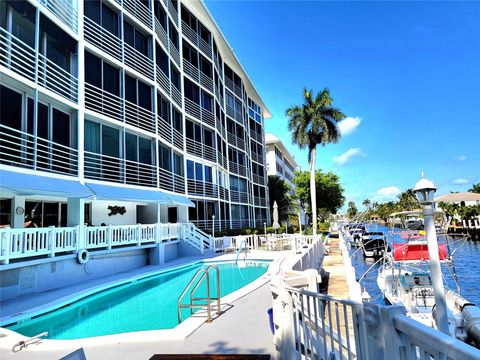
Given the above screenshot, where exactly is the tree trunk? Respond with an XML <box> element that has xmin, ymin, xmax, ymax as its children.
<box><xmin>310</xmin><ymin>147</ymin><xmax>317</xmax><ymax>236</ymax></box>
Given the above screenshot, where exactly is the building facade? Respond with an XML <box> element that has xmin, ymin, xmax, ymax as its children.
<box><xmin>0</xmin><ymin>0</ymin><xmax>270</xmax><ymax>232</ymax></box>
<box><xmin>265</xmin><ymin>133</ymin><xmax>298</xmax><ymax>191</ymax></box>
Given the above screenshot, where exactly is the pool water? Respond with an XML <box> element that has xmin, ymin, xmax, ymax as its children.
<box><xmin>7</xmin><ymin>261</ymin><xmax>269</xmax><ymax>339</ymax></box>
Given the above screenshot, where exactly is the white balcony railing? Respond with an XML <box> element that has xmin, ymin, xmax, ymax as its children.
<box><xmin>39</xmin><ymin>0</ymin><xmax>78</xmax><ymax>33</ymax></box>
<box><xmin>171</xmin><ymin>83</ymin><xmax>182</xmax><ymax>107</ymax></box>
<box><xmin>124</xmin><ymin>99</ymin><xmax>156</xmax><ymax>133</ymax></box>
<box><xmin>84</xmin><ymin>16</ymin><xmax>122</xmax><ymax>61</ymax></box>
<box><xmin>85</xmin><ymin>83</ymin><xmax>123</xmax><ymax>122</ymax></box>
<box><xmin>169</xmin><ymin>41</ymin><xmax>180</xmax><ymax>67</ymax></box>
<box><xmin>0</xmin><ymin>124</ymin><xmax>78</xmax><ymax>176</ymax></box>
<box><xmin>154</xmin><ymin>18</ymin><xmax>169</xmax><ymax>50</ymax></box>
<box><xmin>181</xmin><ymin>20</ymin><xmax>197</xmax><ymax>45</ymax></box>
<box><xmin>124</xmin><ymin>42</ymin><xmax>154</xmax><ymax>80</ymax></box>
<box><xmin>156</xmin><ymin>65</ymin><xmax>170</xmax><ymax>94</ymax></box>
<box><xmin>172</xmin><ymin>127</ymin><xmax>183</xmax><ymax>150</ymax></box>
<box><xmin>0</xmin><ymin>27</ymin><xmax>77</xmax><ymax>103</ymax></box>
<box><xmin>123</xmin><ymin>0</ymin><xmax>152</xmax><ymax>29</ymax></box>
<box><xmin>185</xmin><ymin>97</ymin><xmax>201</xmax><ymax>119</ymax></box>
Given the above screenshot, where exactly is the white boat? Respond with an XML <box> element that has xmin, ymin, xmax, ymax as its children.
<box><xmin>377</xmin><ymin>227</ymin><xmax>468</xmax><ymax>340</ymax></box>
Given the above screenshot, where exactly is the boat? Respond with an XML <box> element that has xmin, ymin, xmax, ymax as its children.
<box><xmin>361</xmin><ymin>231</ymin><xmax>390</xmax><ymax>258</ymax></box>
<box><xmin>377</xmin><ymin>213</ymin><xmax>471</xmax><ymax>341</ymax></box>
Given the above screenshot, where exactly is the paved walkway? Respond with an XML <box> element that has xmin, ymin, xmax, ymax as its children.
<box><xmin>322</xmin><ymin>236</ymin><xmax>349</xmax><ymax>299</ymax></box>
<box><xmin>0</xmin><ymin>282</ymin><xmax>275</xmax><ymax>360</ymax></box>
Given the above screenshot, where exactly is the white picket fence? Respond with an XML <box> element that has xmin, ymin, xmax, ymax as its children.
<box><xmin>0</xmin><ymin>223</ymin><xmax>185</xmax><ymax>264</ymax></box>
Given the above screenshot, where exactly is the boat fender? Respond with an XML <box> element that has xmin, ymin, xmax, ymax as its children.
<box><xmin>462</xmin><ymin>305</ymin><xmax>480</xmax><ymax>346</ymax></box>
<box><xmin>77</xmin><ymin>249</ymin><xmax>90</xmax><ymax>264</ymax></box>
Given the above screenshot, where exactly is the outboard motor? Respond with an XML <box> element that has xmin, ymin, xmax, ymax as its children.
<box><xmin>462</xmin><ymin>305</ymin><xmax>480</xmax><ymax>348</ymax></box>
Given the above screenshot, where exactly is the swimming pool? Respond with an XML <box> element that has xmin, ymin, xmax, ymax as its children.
<box><xmin>6</xmin><ymin>261</ymin><xmax>270</xmax><ymax>339</ymax></box>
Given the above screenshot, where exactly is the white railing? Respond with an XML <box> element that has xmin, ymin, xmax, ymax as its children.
<box><xmin>338</xmin><ymin>230</ymin><xmax>363</xmax><ymax>301</ymax></box>
<box><xmin>156</xmin><ymin>65</ymin><xmax>170</xmax><ymax>94</ymax></box>
<box><xmin>229</xmin><ymin>161</ymin><xmax>247</xmax><ymax>177</ymax></box>
<box><xmin>169</xmin><ymin>41</ymin><xmax>180</xmax><ymax>67</ymax></box>
<box><xmin>84</xmin><ymin>16</ymin><xmax>122</xmax><ymax>61</ymax></box>
<box><xmin>201</xmin><ymin>108</ymin><xmax>215</xmax><ymax>128</ymax></box>
<box><xmin>124</xmin><ymin>42</ymin><xmax>154</xmax><ymax>80</ymax></box>
<box><xmin>154</xmin><ymin>18</ymin><xmax>169</xmax><ymax>50</ymax></box>
<box><xmin>185</xmin><ymin>97</ymin><xmax>201</xmax><ymax>119</ymax></box>
<box><xmin>0</xmin><ymin>226</ymin><xmax>78</xmax><ymax>264</ymax></box>
<box><xmin>181</xmin><ymin>20</ymin><xmax>198</xmax><ymax>45</ymax></box>
<box><xmin>172</xmin><ymin>127</ymin><xmax>183</xmax><ymax>150</ymax></box>
<box><xmin>124</xmin><ymin>98</ymin><xmax>156</xmax><ymax>133</ymax></box>
<box><xmin>0</xmin><ymin>124</ymin><xmax>79</xmax><ymax>176</ymax></box>
<box><xmin>0</xmin><ymin>27</ymin><xmax>77</xmax><ymax>102</ymax></box>
<box><xmin>0</xmin><ymin>27</ymin><xmax>36</xmax><ymax>82</ymax></box>
<box><xmin>171</xmin><ymin>83</ymin><xmax>182</xmax><ymax>106</ymax></box>
<box><xmin>39</xmin><ymin>0</ymin><xmax>78</xmax><ymax>33</ymax></box>
<box><xmin>0</xmin><ymin>223</ymin><xmax>188</xmax><ymax>264</ymax></box>
<box><xmin>123</xmin><ymin>0</ymin><xmax>152</xmax><ymax>29</ymax></box>
<box><xmin>198</xmin><ymin>37</ymin><xmax>212</xmax><ymax>59</ymax></box>
<box><xmin>183</xmin><ymin>223</ymin><xmax>213</xmax><ymax>254</ymax></box>
<box><xmin>85</xmin><ymin>82</ymin><xmax>123</xmax><ymax>122</ymax></box>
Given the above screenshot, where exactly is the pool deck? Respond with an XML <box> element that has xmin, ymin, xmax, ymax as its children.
<box><xmin>0</xmin><ymin>251</ymin><xmax>287</xmax><ymax>359</ymax></box>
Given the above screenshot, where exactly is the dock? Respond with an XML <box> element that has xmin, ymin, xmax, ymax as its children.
<box><xmin>322</xmin><ymin>235</ymin><xmax>350</xmax><ymax>299</ymax></box>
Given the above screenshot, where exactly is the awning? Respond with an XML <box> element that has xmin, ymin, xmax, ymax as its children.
<box><xmin>164</xmin><ymin>192</ymin><xmax>195</xmax><ymax>207</ymax></box>
<box><xmin>0</xmin><ymin>169</ymin><xmax>93</xmax><ymax>198</ymax></box>
<box><xmin>86</xmin><ymin>182</ymin><xmax>170</xmax><ymax>203</ymax></box>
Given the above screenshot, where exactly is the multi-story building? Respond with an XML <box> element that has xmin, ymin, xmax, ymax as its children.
<box><xmin>0</xmin><ymin>0</ymin><xmax>270</xmax><ymax>233</ymax></box>
<box><xmin>265</xmin><ymin>133</ymin><xmax>298</xmax><ymax>190</ymax></box>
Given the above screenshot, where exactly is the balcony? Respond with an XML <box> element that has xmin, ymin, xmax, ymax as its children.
<box><xmin>181</xmin><ymin>20</ymin><xmax>212</xmax><ymax>59</ymax></box>
<box><xmin>84</xmin><ymin>16</ymin><xmax>122</xmax><ymax>62</ymax></box>
<box><xmin>183</xmin><ymin>58</ymin><xmax>200</xmax><ymax>83</ymax></box>
<box><xmin>169</xmin><ymin>41</ymin><xmax>180</xmax><ymax>67</ymax></box>
<box><xmin>154</xmin><ymin>18</ymin><xmax>169</xmax><ymax>50</ymax></box>
<box><xmin>124</xmin><ymin>42</ymin><xmax>155</xmax><ymax>81</ymax></box>
<box><xmin>219</xmin><ymin>153</ymin><xmax>228</xmax><ymax>170</ymax></box>
<box><xmin>39</xmin><ymin>0</ymin><xmax>78</xmax><ymax>33</ymax></box>
<box><xmin>157</xmin><ymin>114</ymin><xmax>172</xmax><ymax>144</ymax></box>
<box><xmin>185</xmin><ymin>98</ymin><xmax>201</xmax><ymax>119</ymax></box>
<box><xmin>171</xmin><ymin>83</ymin><xmax>182</xmax><ymax>107</ymax></box>
<box><xmin>0</xmin><ymin>27</ymin><xmax>78</xmax><ymax>103</ymax></box>
<box><xmin>0</xmin><ymin>124</ymin><xmax>78</xmax><ymax>177</ymax></box>
<box><xmin>229</xmin><ymin>161</ymin><xmax>247</xmax><ymax>177</ymax></box>
<box><xmin>185</xmin><ymin>137</ymin><xmax>202</xmax><ymax>158</ymax></box>
<box><xmin>124</xmin><ymin>99</ymin><xmax>156</xmax><ymax>133</ymax></box>
<box><xmin>230</xmin><ymin>190</ymin><xmax>249</xmax><ymax>203</ymax></box>
<box><xmin>172</xmin><ymin>127</ymin><xmax>184</xmax><ymax>150</ymax></box>
<box><xmin>156</xmin><ymin>65</ymin><xmax>170</xmax><ymax>95</ymax></box>
<box><xmin>252</xmin><ymin>173</ymin><xmax>265</xmax><ymax>185</ymax></box>
<box><xmin>166</xmin><ymin>0</ymin><xmax>178</xmax><ymax>24</ymax></box>
<box><xmin>250</xmin><ymin>129</ymin><xmax>264</xmax><ymax>144</ymax></box>
<box><xmin>225</xmin><ymin>77</ymin><xmax>242</xmax><ymax>99</ymax></box>
<box><xmin>218</xmin><ymin>185</ymin><xmax>229</xmax><ymax>201</ymax></box>
<box><xmin>123</xmin><ymin>0</ymin><xmax>152</xmax><ymax>29</ymax></box>
<box><xmin>158</xmin><ymin>167</ymin><xmax>185</xmax><ymax>193</ymax></box>
<box><xmin>227</xmin><ymin>132</ymin><xmax>245</xmax><ymax>151</ymax></box>
<box><xmin>187</xmin><ymin>179</ymin><xmax>218</xmax><ymax>198</ymax></box>
<box><xmin>254</xmin><ymin>196</ymin><xmax>267</xmax><ymax>207</ymax></box>
<box><xmin>85</xmin><ymin>83</ymin><xmax>123</xmax><ymax>122</ymax></box>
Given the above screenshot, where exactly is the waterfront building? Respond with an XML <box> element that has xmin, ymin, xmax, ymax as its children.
<box><xmin>265</xmin><ymin>133</ymin><xmax>305</xmax><ymax>225</ymax></box>
<box><xmin>0</xmin><ymin>0</ymin><xmax>270</xmax><ymax>233</ymax></box>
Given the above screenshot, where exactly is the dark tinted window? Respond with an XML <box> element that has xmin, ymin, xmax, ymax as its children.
<box><xmin>84</xmin><ymin>0</ymin><xmax>100</xmax><ymax>23</ymax></box>
<box><xmin>103</xmin><ymin>62</ymin><xmax>119</xmax><ymax>95</ymax></box>
<box><xmin>52</xmin><ymin>109</ymin><xmax>70</xmax><ymax>146</ymax></box>
<box><xmin>102</xmin><ymin>3</ymin><xmax>118</xmax><ymax>35</ymax></box>
<box><xmin>85</xmin><ymin>52</ymin><xmax>102</xmax><ymax>87</ymax></box>
<box><xmin>0</xmin><ymin>85</ymin><xmax>22</xmax><ymax>131</ymax></box>
<box><xmin>137</xmin><ymin>81</ymin><xmax>151</xmax><ymax>110</ymax></box>
<box><xmin>125</xmin><ymin>75</ymin><xmax>136</xmax><ymax>103</ymax></box>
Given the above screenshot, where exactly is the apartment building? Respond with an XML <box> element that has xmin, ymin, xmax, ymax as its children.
<box><xmin>0</xmin><ymin>0</ymin><xmax>270</xmax><ymax>232</ymax></box>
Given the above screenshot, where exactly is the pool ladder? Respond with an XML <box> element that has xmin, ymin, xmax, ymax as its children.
<box><xmin>177</xmin><ymin>265</ymin><xmax>221</xmax><ymax>323</ymax></box>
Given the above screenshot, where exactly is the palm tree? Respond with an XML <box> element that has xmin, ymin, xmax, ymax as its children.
<box><xmin>362</xmin><ymin>199</ymin><xmax>371</xmax><ymax>210</ymax></box>
<box><xmin>287</xmin><ymin>88</ymin><xmax>345</xmax><ymax>235</ymax></box>
<box><xmin>469</xmin><ymin>183</ymin><xmax>480</xmax><ymax>194</ymax></box>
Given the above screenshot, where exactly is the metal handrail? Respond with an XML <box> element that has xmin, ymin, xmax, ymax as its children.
<box><xmin>177</xmin><ymin>265</ymin><xmax>220</xmax><ymax>323</ymax></box>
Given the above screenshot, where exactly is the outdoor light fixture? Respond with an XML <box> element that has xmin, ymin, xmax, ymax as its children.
<box><xmin>413</xmin><ymin>174</ymin><xmax>437</xmax><ymax>205</ymax></box>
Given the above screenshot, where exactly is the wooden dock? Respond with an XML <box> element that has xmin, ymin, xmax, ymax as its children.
<box><xmin>322</xmin><ymin>236</ymin><xmax>350</xmax><ymax>299</ymax></box>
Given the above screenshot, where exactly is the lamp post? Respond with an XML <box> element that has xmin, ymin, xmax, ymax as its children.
<box><xmin>212</xmin><ymin>215</ymin><xmax>215</xmax><ymax>238</ymax></box>
<box><xmin>413</xmin><ymin>175</ymin><xmax>449</xmax><ymax>335</ymax></box>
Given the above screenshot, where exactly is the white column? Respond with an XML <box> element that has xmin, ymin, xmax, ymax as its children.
<box><xmin>424</xmin><ymin>204</ymin><xmax>450</xmax><ymax>335</ymax></box>
<box><xmin>11</xmin><ymin>196</ymin><xmax>26</xmax><ymax>228</ymax></box>
<box><xmin>67</xmin><ymin>198</ymin><xmax>85</xmax><ymax>249</ymax></box>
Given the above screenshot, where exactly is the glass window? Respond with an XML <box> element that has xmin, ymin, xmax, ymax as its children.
<box><xmin>85</xmin><ymin>0</ymin><xmax>100</xmax><ymax>23</ymax></box>
<box><xmin>9</xmin><ymin>2</ymin><xmax>36</xmax><ymax>47</ymax></box>
<box><xmin>202</xmin><ymin>91</ymin><xmax>212</xmax><ymax>112</ymax></box>
<box><xmin>187</xmin><ymin>160</ymin><xmax>194</xmax><ymax>179</ymax></box>
<box><xmin>185</xmin><ymin>120</ymin><xmax>194</xmax><ymax>140</ymax></box>
<box><xmin>160</xmin><ymin>144</ymin><xmax>171</xmax><ymax>170</ymax></box>
<box><xmin>101</xmin><ymin>125</ymin><xmax>119</xmax><ymax>157</ymax></box>
<box><xmin>125</xmin><ymin>75</ymin><xmax>136</xmax><ymax>103</ymax></box>
<box><xmin>125</xmin><ymin>133</ymin><xmax>137</xmax><ymax>161</ymax></box>
<box><xmin>37</xmin><ymin>102</ymin><xmax>49</xmax><ymax>139</ymax></box>
<box><xmin>0</xmin><ymin>85</ymin><xmax>22</xmax><ymax>131</ymax></box>
<box><xmin>172</xmin><ymin>108</ymin><xmax>182</xmax><ymax>132</ymax></box>
<box><xmin>52</xmin><ymin>109</ymin><xmax>70</xmax><ymax>147</ymax></box>
<box><xmin>204</xmin><ymin>129</ymin><xmax>212</xmax><ymax>147</ymax></box>
<box><xmin>173</xmin><ymin>153</ymin><xmax>183</xmax><ymax>176</ymax></box>
<box><xmin>169</xmin><ymin>21</ymin><xmax>178</xmax><ymax>48</ymax></box>
<box><xmin>138</xmin><ymin>137</ymin><xmax>151</xmax><ymax>164</ymax></box>
<box><xmin>137</xmin><ymin>80</ymin><xmax>151</xmax><ymax>110</ymax></box>
<box><xmin>103</xmin><ymin>61</ymin><xmax>119</xmax><ymax>95</ymax></box>
<box><xmin>102</xmin><ymin>3</ymin><xmax>118</xmax><ymax>36</ymax></box>
<box><xmin>171</xmin><ymin>64</ymin><xmax>180</xmax><ymax>90</ymax></box>
<box><xmin>134</xmin><ymin>29</ymin><xmax>148</xmax><ymax>56</ymax></box>
<box><xmin>123</xmin><ymin>20</ymin><xmax>134</xmax><ymax>47</ymax></box>
<box><xmin>195</xmin><ymin>162</ymin><xmax>203</xmax><ymax>181</ymax></box>
<box><xmin>85</xmin><ymin>52</ymin><xmax>102</xmax><ymax>87</ymax></box>
<box><xmin>156</xmin><ymin>44</ymin><xmax>169</xmax><ymax>75</ymax></box>
<box><xmin>204</xmin><ymin>166</ymin><xmax>212</xmax><ymax>183</ymax></box>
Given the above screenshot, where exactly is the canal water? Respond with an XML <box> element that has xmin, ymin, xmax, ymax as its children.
<box><xmin>348</xmin><ymin>225</ymin><xmax>480</xmax><ymax>305</ymax></box>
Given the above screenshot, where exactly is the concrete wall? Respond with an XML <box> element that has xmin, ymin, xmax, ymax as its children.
<box><xmin>164</xmin><ymin>242</ymin><xmax>178</xmax><ymax>262</ymax></box>
<box><xmin>0</xmin><ymin>249</ymin><xmax>148</xmax><ymax>302</ymax></box>
<box><xmin>91</xmin><ymin>200</ymin><xmax>138</xmax><ymax>226</ymax></box>
<box><xmin>178</xmin><ymin>241</ymin><xmax>202</xmax><ymax>257</ymax></box>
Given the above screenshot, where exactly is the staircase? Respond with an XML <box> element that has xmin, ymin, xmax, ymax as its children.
<box><xmin>182</xmin><ymin>223</ymin><xmax>213</xmax><ymax>254</ymax></box>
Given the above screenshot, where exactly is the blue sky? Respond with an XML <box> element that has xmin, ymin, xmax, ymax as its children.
<box><xmin>205</xmin><ymin>1</ymin><xmax>480</xmax><ymax>209</ymax></box>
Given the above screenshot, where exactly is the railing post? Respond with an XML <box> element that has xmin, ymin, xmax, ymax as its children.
<box><xmin>77</xmin><ymin>224</ymin><xmax>86</xmax><ymax>251</ymax></box>
<box><xmin>137</xmin><ymin>223</ymin><xmax>142</xmax><ymax>246</ymax></box>
<box><xmin>156</xmin><ymin>222</ymin><xmax>161</xmax><ymax>243</ymax></box>
<box><xmin>107</xmin><ymin>225</ymin><xmax>112</xmax><ymax>249</ymax></box>
<box><xmin>49</xmin><ymin>225</ymin><xmax>56</xmax><ymax>258</ymax></box>
<box><xmin>2</xmin><ymin>231</ymin><xmax>11</xmax><ymax>265</ymax></box>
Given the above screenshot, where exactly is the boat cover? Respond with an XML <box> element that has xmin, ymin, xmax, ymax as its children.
<box><xmin>393</xmin><ymin>243</ymin><xmax>448</xmax><ymax>261</ymax></box>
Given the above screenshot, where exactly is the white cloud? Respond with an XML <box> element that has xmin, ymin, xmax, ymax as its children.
<box><xmin>338</xmin><ymin>116</ymin><xmax>361</xmax><ymax>136</ymax></box>
<box><xmin>453</xmin><ymin>155</ymin><xmax>467</xmax><ymax>162</ymax></box>
<box><xmin>333</xmin><ymin>148</ymin><xmax>363</xmax><ymax>166</ymax></box>
<box><xmin>452</xmin><ymin>178</ymin><xmax>470</xmax><ymax>185</ymax></box>
<box><xmin>377</xmin><ymin>186</ymin><xmax>401</xmax><ymax>196</ymax></box>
